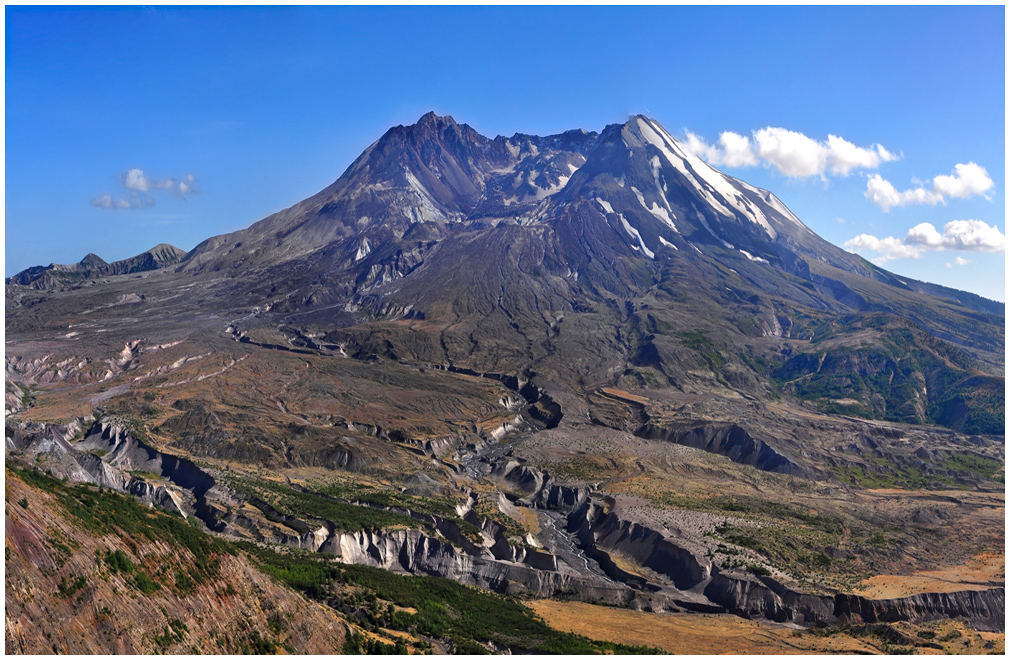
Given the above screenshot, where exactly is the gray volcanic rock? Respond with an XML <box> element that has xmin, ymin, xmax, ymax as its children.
<box><xmin>835</xmin><ymin>588</ymin><xmax>1006</xmax><ymax>632</ymax></box>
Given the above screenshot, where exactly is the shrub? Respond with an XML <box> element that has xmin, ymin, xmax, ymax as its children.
<box><xmin>105</xmin><ymin>549</ymin><xmax>135</xmax><ymax>574</ymax></box>
<box><xmin>133</xmin><ymin>573</ymin><xmax>160</xmax><ymax>595</ymax></box>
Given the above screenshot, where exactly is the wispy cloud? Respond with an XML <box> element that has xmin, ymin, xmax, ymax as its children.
<box><xmin>92</xmin><ymin>194</ymin><xmax>141</xmax><ymax>210</ymax></box>
<box><xmin>682</xmin><ymin>127</ymin><xmax>897</xmax><ymax>178</ymax></box>
<box><xmin>865</xmin><ymin>163</ymin><xmax>994</xmax><ymax>212</ymax></box>
<box><xmin>844</xmin><ymin>219</ymin><xmax>1005</xmax><ymax>264</ymax></box>
<box><xmin>946</xmin><ymin>256</ymin><xmax>971</xmax><ymax>268</ymax></box>
<box><xmin>93</xmin><ymin>169</ymin><xmax>197</xmax><ymax>210</ymax></box>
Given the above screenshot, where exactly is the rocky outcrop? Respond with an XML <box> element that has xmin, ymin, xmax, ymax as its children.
<box><xmin>436</xmin><ymin>365</ymin><xmax>563</xmax><ymax>430</ymax></box>
<box><xmin>635</xmin><ymin>423</ymin><xmax>812</xmax><ymax>477</ymax></box>
<box><xmin>501</xmin><ymin>462</ymin><xmax>544</xmax><ymax>494</ymax></box>
<box><xmin>527</xmin><ymin>393</ymin><xmax>563</xmax><ymax>429</ymax></box>
<box><xmin>559</xmin><ymin>494</ymin><xmax>1006</xmax><ymax>632</ymax></box>
<box><xmin>835</xmin><ymin>587</ymin><xmax>1005</xmax><ymax>632</ymax></box>
<box><xmin>566</xmin><ymin>500</ymin><xmax>710</xmax><ymax>591</ymax></box>
<box><xmin>5</xmin><ymin>419</ymin><xmax>193</xmax><ymax>516</ymax></box>
<box><xmin>702</xmin><ymin>572</ymin><xmax>835</xmax><ymax>625</ymax></box>
<box><xmin>530</xmin><ymin>480</ymin><xmax>589</xmax><ymax>512</ymax></box>
<box><xmin>499</xmin><ymin>461</ymin><xmax>590</xmax><ymax>513</ymax></box>
<box><xmin>321</xmin><ymin>527</ymin><xmax>633</xmax><ymax>604</ymax></box>
<box><xmin>77</xmin><ymin>420</ymin><xmax>215</xmax><ymax>496</ymax></box>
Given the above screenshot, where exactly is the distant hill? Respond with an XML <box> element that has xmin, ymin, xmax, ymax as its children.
<box><xmin>7</xmin><ymin>243</ymin><xmax>186</xmax><ymax>289</ymax></box>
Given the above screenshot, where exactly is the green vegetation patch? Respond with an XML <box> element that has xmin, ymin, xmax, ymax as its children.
<box><xmin>226</xmin><ymin>477</ymin><xmax>423</xmax><ymax>534</ymax></box>
<box><xmin>104</xmin><ymin>548</ymin><xmax>135</xmax><ymax>574</ymax></box>
<box><xmin>677</xmin><ymin>331</ymin><xmax>725</xmax><ymax>370</ymax></box>
<box><xmin>242</xmin><ymin>543</ymin><xmax>660</xmax><ymax>655</ymax></box>
<box><xmin>229</xmin><ymin>476</ymin><xmax>495</xmax><ymax>545</ymax></box>
<box><xmin>828</xmin><ymin>452</ymin><xmax>1003</xmax><ymax>491</ymax></box>
<box><xmin>56</xmin><ymin>574</ymin><xmax>87</xmax><ymax>598</ymax></box>
<box><xmin>942</xmin><ymin>452</ymin><xmax>1002</xmax><ymax>480</ymax></box>
<box><xmin>313</xmin><ymin>481</ymin><xmax>458</xmax><ymax>518</ymax></box>
<box><xmin>770</xmin><ymin>313</ymin><xmax>1004</xmax><ymax>435</ymax></box>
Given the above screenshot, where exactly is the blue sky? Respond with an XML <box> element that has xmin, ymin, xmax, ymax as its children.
<box><xmin>6</xmin><ymin>6</ymin><xmax>1005</xmax><ymax>300</ymax></box>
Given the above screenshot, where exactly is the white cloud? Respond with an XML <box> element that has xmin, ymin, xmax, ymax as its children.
<box><xmin>947</xmin><ymin>256</ymin><xmax>971</xmax><ymax>268</ymax></box>
<box><xmin>931</xmin><ymin>162</ymin><xmax>994</xmax><ymax>199</ymax></box>
<box><xmin>865</xmin><ymin>162</ymin><xmax>994</xmax><ymax>211</ymax></box>
<box><xmin>844</xmin><ymin>234</ymin><xmax>922</xmax><ymax>263</ymax></box>
<box><xmin>123</xmin><ymin>168</ymin><xmax>152</xmax><ymax>192</ymax></box>
<box><xmin>905</xmin><ymin>219</ymin><xmax>1005</xmax><ymax>252</ymax></box>
<box><xmin>95</xmin><ymin>169</ymin><xmax>196</xmax><ymax>210</ymax></box>
<box><xmin>864</xmin><ymin>174</ymin><xmax>944</xmax><ymax>212</ymax></box>
<box><xmin>752</xmin><ymin>127</ymin><xmax>827</xmax><ymax>178</ymax></box>
<box><xmin>845</xmin><ymin>219</ymin><xmax>1006</xmax><ymax>263</ymax></box>
<box><xmin>681</xmin><ymin>126</ymin><xmax>896</xmax><ymax>179</ymax></box>
<box><xmin>825</xmin><ymin>135</ymin><xmax>898</xmax><ymax>176</ymax></box>
<box><xmin>683</xmin><ymin>131</ymin><xmax>722</xmax><ymax>164</ymax></box>
<box><xmin>684</xmin><ymin>131</ymin><xmax>759</xmax><ymax>168</ymax></box>
<box><xmin>717</xmin><ymin>131</ymin><xmax>759</xmax><ymax>168</ymax></box>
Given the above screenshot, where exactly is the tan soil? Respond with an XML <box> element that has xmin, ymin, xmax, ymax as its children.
<box><xmin>528</xmin><ymin>600</ymin><xmax>881</xmax><ymax>654</ymax></box>
<box><xmin>855</xmin><ymin>552</ymin><xmax>1005</xmax><ymax>599</ymax></box>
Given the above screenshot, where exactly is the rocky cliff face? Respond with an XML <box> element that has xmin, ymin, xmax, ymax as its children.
<box><xmin>836</xmin><ymin>588</ymin><xmax>1005</xmax><ymax>632</ymax></box>
<box><xmin>635</xmin><ymin>422</ymin><xmax>813</xmax><ymax>478</ymax></box>
<box><xmin>559</xmin><ymin>493</ymin><xmax>1005</xmax><ymax>631</ymax></box>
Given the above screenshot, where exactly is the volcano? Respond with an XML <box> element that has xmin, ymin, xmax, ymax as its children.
<box><xmin>6</xmin><ymin>113</ymin><xmax>1004</xmax><ymax>653</ymax></box>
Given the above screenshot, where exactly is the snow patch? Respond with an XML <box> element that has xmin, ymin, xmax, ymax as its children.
<box><xmin>692</xmin><ymin>203</ymin><xmax>734</xmax><ymax>249</ymax></box>
<box><xmin>738</xmin><ymin>249</ymin><xmax>769</xmax><ymax>264</ymax></box>
<box><xmin>596</xmin><ymin>198</ymin><xmax>615</xmax><ymax>215</ymax></box>
<box><xmin>355</xmin><ymin>237</ymin><xmax>372</xmax><ymax>262</ymax></box>
<box><xmin>631</xmin><ymin>186</ymin><xmax>679</xmax><ymax>233</ymax></box>
<box><xmin>618</xmin><ymin>214</ymin><xmax>655</xmax><ymax>259</ymax></box>
<box><xmin>658</xmin><ymin>236</ymin><xmax>678</xmax><ymax>250</ymax></box>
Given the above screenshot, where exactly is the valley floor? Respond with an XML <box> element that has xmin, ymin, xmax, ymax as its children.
<box><xmin>529</xmin><ymin>600</ymin><xmax>1006</xmax><ymax>655</ymax></box>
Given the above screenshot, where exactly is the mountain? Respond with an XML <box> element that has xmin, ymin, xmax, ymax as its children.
<box><xmin>5</xmin><ymin>113</ymin><xmax>1005</xmax><ymax>650</ymax></box>
<box><xmin>7</xmin><ymin>243</ymin><xmax>186</xmax><ymax>289</ymax></box>
<box><xmin>7</xmin><ymin>111</ymin><xmax>1004</xmax><ymax>436</ymax></box>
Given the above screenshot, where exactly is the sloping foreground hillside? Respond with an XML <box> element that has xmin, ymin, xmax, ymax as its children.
<box><xmin>4</xmin><ymin>465</ymin><xmax>347</xmax><ymax>654</ymax></box>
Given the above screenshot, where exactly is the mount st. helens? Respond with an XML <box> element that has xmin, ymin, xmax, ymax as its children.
<box><xmin>6</xmin><ymin>113</ymin><xmax>1004</xmax><ymax>652</ymax></box>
